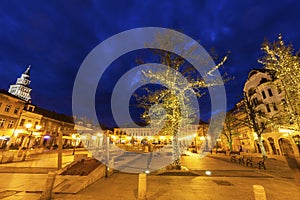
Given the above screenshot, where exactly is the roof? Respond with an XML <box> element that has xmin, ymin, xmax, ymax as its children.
<box><xmin>24</xmin><ymin>65</ymin><xmax>31</xmax><ymax>76</ymax></box>
<box><xmin>0</xmin><ymin>89</ymin><xmax>26</xmax><ymax>102</ymax></box>
<box><xmin>30</xmin><ymin>105</ymin><xmax>74</xmax><ymax>124</ymax></box>
<box><xmin>247</xmin><ymin>68</ymin><xmax>274</xmax><ymax>79</ymax></box>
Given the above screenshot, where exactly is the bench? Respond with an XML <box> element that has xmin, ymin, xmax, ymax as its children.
<box><xmin>229</xmin><ymin>151</ymin><xmax>240</xmax><ymax>155</ymax></box>
<box><xmin>230</xmin><ymin>155</ymin><xmax>244</xmax><ymax>163</ymax></box>
<box><xmin>216</xmin><ymin>150</ymin><xmax>226</xmax><ymax>155</ymax></box>
<box><xmin>0</xmin><ymin>152</ymin><xmax>14</xmax><ymax>163</ymax></box>
<box><xmin>245</xmin><ymin>156</ymin><xmax>266</xmax><ymax>170</ymax></box>
<box><xmin>202</xmin><ymin>149</ymin><xmax>212</xmax><ymax>154</ymax></box>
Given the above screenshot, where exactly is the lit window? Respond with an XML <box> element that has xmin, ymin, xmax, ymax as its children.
<box><xmin>19</xmin><ymin>119</ymin><xmax>25</xmax><ymax>126</ymax></box>
<box><xmin>7</xmin><ymin>120</ymin><xmax>14</xmax><ymax>128</ymax></box>
<box><xmin>14</xmin><ymin>107</ymin><xmax>20</xmax><ymax>114</ymax></box>
<box><xmin>4</xmin><ymin>105</ymin><xmax>11</xmax><ymax>112</ymax></box>
<box><xmin>0</xmin><ymin>119</ymin><xmax>5</xmax><ymax>127</ymax></box>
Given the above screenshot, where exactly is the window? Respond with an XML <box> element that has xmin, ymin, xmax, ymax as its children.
<box><xmin>268</xmin><ymin>88</ymin><xmax>273</xmax><ymax>97</ymax></box>
<box><xmin>277</xmin><ymin>86</ymin><xmax>282</xmax><ymax>94</ymax></box>
<box><xmin>252</xmin><ymin>98</ymin><xmax>258</xmax><ymax>106</ymax></box>
<box><xmin>0</xmin><ymin>119</ymin><xmax>5</xmax><ymax>127</ymax></box>
<box><xmin>266</xmin><ymin>104</ymin><xmax>271</xmax><ymax>112</ymax></box>
<box><xmin>7</xmin><ymin>120</ymin><xmax>14</xmax><ymax>128</ymax></box>
<box><xmin>19</xmin><ymin>119</ymin><xmax>25</xmax><ymax>126</ymax></box>
<box><xmin>273</xmin><ymin>104</ymin><xmax>278</xmax><ymax>111</ymax></box>
<box><xmin>4</xmin><ymin>105</ymin><xmax>11</xmax><ymax>112</ymax></box>
<box><xmin>14</xmin><ymin>107</ymin><xmax>20</xmax><ymax>114</ymax></box>
<box><xmin>248</xmin><ymin>88</ymin><xmax>255</xmax><ymax>96</ymax></box>
<box><xmin>261</xmin><ymin>91</ymin><xmax>266</xmax><ymax>99</ymax></box>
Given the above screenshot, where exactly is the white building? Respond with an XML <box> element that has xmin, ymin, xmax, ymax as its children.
<box><xmin>8</xmin><ymin>65</ymin><xmax>32</xmax><ymax>102</ymax></box>
<box><xmin>243</xmin><ymin>69</ymin><xmax>300</xmax><ymax>156</ymax></box>
<box><xmin>113</xmin><ymin>122</ymin><xmax>208</xmax><ymax>148</ymax></box>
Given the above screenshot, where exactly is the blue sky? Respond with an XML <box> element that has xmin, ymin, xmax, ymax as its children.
<box><xmin>1</xmin><ymin>0</ymin><xmax>300</xmax><ymax>127</ymax></box>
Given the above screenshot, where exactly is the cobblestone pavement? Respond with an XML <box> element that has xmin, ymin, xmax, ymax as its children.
<box><xmin>1</xmin><ymin>152</ymin><xmax>299</xmax><ymax>200</ymax></box>
<box><xmin>52</xmin><ymin>153</ymin><xmax>300</xmax><ymax>200</ymax></box>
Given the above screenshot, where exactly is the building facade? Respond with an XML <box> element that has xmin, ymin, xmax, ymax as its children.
<box><xmin>0</xmin><ymin>90</ymin><xmax>26</xmax><ymax>149</ymax></box>
<box><xmin>2</xmin><ymin>66</ymin><xmax>78</xmax><ymax>150</ymax></box>
<box><xmin>112</xmin><ymin>122</ymin><xmax>208</xmax><ymax>150</ymax></box>
<box><xmin>243</xmin><ymin>69</ymin><xmax>300</xmax><ymax>156</ymax></box>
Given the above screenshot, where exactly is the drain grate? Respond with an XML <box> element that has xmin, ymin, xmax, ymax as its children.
<box><xmin>158</xmin><ymin>171</ymin><xmax>199</xmax><ymax>176</ymax></box>
<box><xmin>0</xmin><ymin>190</ymin><xmax>20</xmax><ymax>199</ymax></box>
<box><xmin>212</xmin><ymin>180</ymin><xmax>233</xmax><ymax>186</ymax></box>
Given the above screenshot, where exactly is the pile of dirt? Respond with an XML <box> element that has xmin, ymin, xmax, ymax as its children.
<box><xmin>61</xmin><ymin>158</ymin><xmax>102</xmax><ymax>176</ymax></box>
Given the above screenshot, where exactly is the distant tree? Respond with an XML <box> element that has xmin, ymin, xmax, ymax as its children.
<box><xmin>222</xmin><ymin>110</ymin><xmax>241</xmax><ymax>152</ymax></box>
<box><xmin>258</xmin><ymin>34</ymin><xmax>300</xmax><ymax>130</ymax></box>
<box><xmin>241</xmin><ymin>93</ymin><xmax>271</xmax><ymax>158</ymax></box>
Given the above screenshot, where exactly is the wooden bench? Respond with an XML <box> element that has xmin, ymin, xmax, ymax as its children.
<box><xmin>202</xmin><ymin>149</ymin><xmax>212</xmax><ymax>154</ymax></box>
<box><xmin>245</xmin><ymin>156</ymin><xmax>266</xmax><ymax>170</ymax></box>
<box><xmin>216</xmin><ymin>150</ymin><xmax>227</xmax><ymax>155</ymax></box>
<box><xmin>230</xmin><ymin>155</ymin><xmax>244</xmax><ymax>163</ymax></box>
<box><xmin>229</xmin><ymin>151</ymin><xmax>240</xmax><ymax>155</ymax></box>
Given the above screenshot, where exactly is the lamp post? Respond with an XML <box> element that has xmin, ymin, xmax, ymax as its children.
<box><xmin>25</xmin><ymin>123</ymin><xmax>42</xmax><ymax>149</ymax></box>
<box><xmin>105</xmin><ymin>132</ymin><xmax>109</xmax><ymax>178</ymax></box>
<box><xmin>25</xmin><ymin>123</ymin><xmax>33</xmax><ymax>149</ymax></box>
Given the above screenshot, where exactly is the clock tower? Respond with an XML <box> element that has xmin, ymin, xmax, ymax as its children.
<box><xmin>8</xmin><ymin>65</ymin><xmax>32</xmax><ymax>102</ymax></box>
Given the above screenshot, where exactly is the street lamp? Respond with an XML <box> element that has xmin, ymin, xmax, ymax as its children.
<box><xmin>25</xmin><ymin>123</ymin><xmax>32</xmax><ymax>129</ymax></box>
<box><xmin>25</xmin><ymin>123</ymin><xmax>33</xmax><ymax>149</ymax></box>
<box><xmin>36</xmin><ymin>125</ymin><xmax>42</xmax><ymax>131</ymax></box>
<box><xmin>72</xmin><ymin>134</ymin><xmax>80</xmax><ymax>155</ymax></box>
<box><xmin>25</xmin><ymin>123</ymin><xmax>42</xmax><ymax>149</ymax></box>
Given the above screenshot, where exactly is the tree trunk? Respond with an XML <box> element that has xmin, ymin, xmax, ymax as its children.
<box><xmin>257</xmin><ymin>135</ymin><xmax>267</xmax><ymax>158</ymax></box>
<box><xmin>228</xmin><ymin>139</ymin><xmax>233</xmax><ymax>152</ymax></box>
<box><xmin>172</xmin><ymin>129</ymin><xmax>181</xmax><ymax>168</ymax></box>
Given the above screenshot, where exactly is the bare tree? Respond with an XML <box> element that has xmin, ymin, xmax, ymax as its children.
<box><xmin>241</xmin><ymin>93</ymin><xmax>270</xmax><ymax>157</ymax></box>
<box><xmin>222</xmin><ymin>110</ymin><xmax>241</xmax><ymax>152</ymax></box>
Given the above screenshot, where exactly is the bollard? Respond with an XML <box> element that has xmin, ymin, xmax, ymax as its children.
<box><xmin>40</xmin><ymin>171</ymin><xmax>57</xmax><ymax>200</ymax></box>
<box><xmin>253</xmin><ymin>185</ymin><xmax>267</xmax><ymax>200</ymax></box>
<box><xmin>138</xmin><ymin>173</ymin><xmax>147</xmax><ymax>199</ymax></box>
<box><xmin>144</xmin><ymin>145</ymin><xmax>149</xmax><ymax>153</ymax></box>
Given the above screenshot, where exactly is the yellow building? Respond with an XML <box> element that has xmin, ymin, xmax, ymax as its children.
<box><xmin>0</xmin><ymin>89</ymin><xmax>26</xmax><ymax>149</ymax></box>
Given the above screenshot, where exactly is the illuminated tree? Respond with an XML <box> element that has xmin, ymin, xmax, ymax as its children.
<box><xmin>135</xmin><ymin>32</ymin><xmax>229</xmax><ymax>168</ymax></box>
<box><xmin>258</xmin><ymin>34</ymin><xmax>300</xmax><ymax>130</ymax></box>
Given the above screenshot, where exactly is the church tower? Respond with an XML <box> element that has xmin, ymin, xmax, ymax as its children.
<box><xmin>8</xmin><ymin>65</ymin><xmax>32</xmax><ymax>102</ymax></box>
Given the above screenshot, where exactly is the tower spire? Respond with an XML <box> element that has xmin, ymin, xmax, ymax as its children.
<box><xmin>8</xmin><ymin>65</ymin><xmax>32</xmax><ymax>102</ymax></box>
<box><xmin>24</xmin><ymin>65</ymin><xmax>31</xmax><ymax>76</ymax></box>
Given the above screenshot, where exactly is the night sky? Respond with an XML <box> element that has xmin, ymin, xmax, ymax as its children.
<box><xmin>1</xmin><ymin>0</ymin><xmax>300</xmax><ymax>128</ymax></box>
